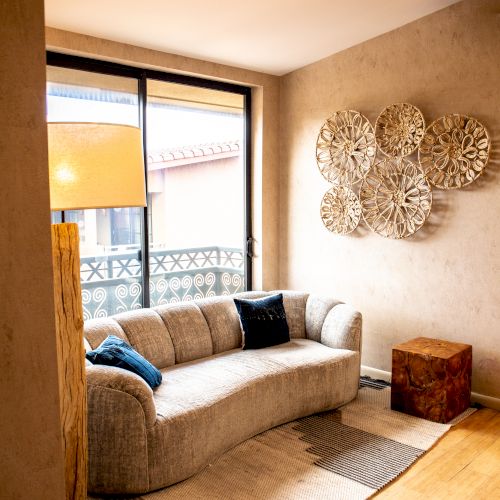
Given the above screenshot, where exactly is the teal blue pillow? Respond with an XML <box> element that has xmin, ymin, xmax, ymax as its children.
<box><xmin>86</xmin><ymin>335</ymin><xmax>162</xmax><ymax>389</ymax></box>
<box><xmin>234</xmin><ymin>293</ymin><xmax>290</xmax><ymax>350</ymax></box>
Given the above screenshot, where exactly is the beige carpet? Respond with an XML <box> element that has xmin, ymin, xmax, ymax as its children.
<box><xmin>91</xmin><ymin>386</ymin><xmax>475</xmax><ymax>500</ymax></box>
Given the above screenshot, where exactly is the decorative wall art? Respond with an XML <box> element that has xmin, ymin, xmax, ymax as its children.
<box><xmin>359</xmin><ymin>158</ymin><xmax>432</xmax><ymax>239</ymax></box>
<box><xmin>320</xmin><ymin>185</ymin><xmax>361</xmax><ymax>235</ymax></box>
<box><xmin>375</xmin><ymin>103</ymin><xmax>425</xmax><ymax>158</ymax></box>
<box><xmin>316</xmin><ymin>110</ymin><xmax>377</xmax><ymax>186</ymax></box>
<box><xmin>316</xmin><ymin>105</ymin><xmax>490</xmax><ymax>239</ymax></box>
<box><xmin>418</xmin><ymin>114</ymin><xmax>490</xmax><ymax>190</ymax></box>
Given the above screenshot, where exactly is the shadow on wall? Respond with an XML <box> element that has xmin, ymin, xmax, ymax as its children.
<box><xmin>475</xmin><ymin>135</ymin><xmax>500</xmax><ymax>188</ymax></box>
<box><xmin>410</xmin><ymin>188</ymin><xmax>450</xmax><ymax>242</ymax></box>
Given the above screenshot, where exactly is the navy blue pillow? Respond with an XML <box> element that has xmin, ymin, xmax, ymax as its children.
<box><xmin>86</xmin><ymin>335</ymin><xmax>162</xmax><ymax>389</ymax></box>
<box><xmin>234</xmin><ymin>293</ymin><xmax>290</xmax><ymax>350</ymax></box>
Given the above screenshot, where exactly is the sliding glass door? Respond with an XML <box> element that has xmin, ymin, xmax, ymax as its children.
<box><xmin>146</xmin><ymin>80</ymin><xmax>246</xmax><ymax>304</ymax></box>
<box><xmin>46</xmin><ymin>65</ymin><xmax>144</xmax><ymax>319</ymax></box>
<box><xmin>46</xmin><ymin>54</ymin><xmax>251</xmax><ymax>319</ymax></box>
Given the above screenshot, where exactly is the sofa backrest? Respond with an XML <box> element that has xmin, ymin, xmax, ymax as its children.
<box><xmin>84</xmin><ymin>290</ymin><xmax>311</xmax><ymax>368</ymax></box>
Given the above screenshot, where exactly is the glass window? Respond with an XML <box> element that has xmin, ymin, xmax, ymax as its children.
<box><xmin>47</xmin><ymin>66</ymin><xmax>143</xmax><ymax>320</ymax></box>
<box><xmin>47</xmin><ymin>55</ymin><xmax>251</xmax><ymax>318</ymax></box>
<box><xmin>146</xmin><ymin>81</ymin><xmax>245</xmax><ymax>305</ymax></box>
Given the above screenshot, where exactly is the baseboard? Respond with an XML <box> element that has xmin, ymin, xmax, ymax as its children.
<box><xmin>361</xmin><ymin>365</ymin><xmax>392</xmax><ymax>383</ymax></box>
<box><xmin>360</xmin><ymin>365</ymin><xmax>500</xmax><ymax>411</ymax></box>
<box><xmin>471</xmin><ymin>392</ymin><xmax>500</xmax><ymax>411</ymax></box>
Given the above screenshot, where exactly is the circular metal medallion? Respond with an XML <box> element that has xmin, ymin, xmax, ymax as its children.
<box><xmin>375</xmin><ymin>103</ymin><xmax>425</xmax><ymax>157</ymax></box>
<box><xmin>418</xmin><ymin>114</ymin><xmax>490</xmax><ymax>189</ymax></box>
<box><xmin>316</xmin><ymin>110</ymin><xmax>376</xmax><ymax>185</ymax></box>
<box><xmin>360</xmin><ymin>158</ymin><xmax>432</xmax><ymax>239</ymax></box>
<box><xmin>320</xmin><ymin>185</ymin><xmax>361</xmax><ymax>235</ymax></box>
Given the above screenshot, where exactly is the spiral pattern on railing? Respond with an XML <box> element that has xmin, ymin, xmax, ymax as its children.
<box><xmin>81</xmin><ymin>246</ymin><xmax>245</xmax><ymax>319</ymax></box>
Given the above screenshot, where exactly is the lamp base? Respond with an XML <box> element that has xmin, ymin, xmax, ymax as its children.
<box><xmin>51</xmin><ymin>222</ymin><xmax>87</xmax><ymax>499</ymax></box>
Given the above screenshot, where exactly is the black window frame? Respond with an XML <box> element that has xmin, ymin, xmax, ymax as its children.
<box><xmin>47</xmin><ymin>51</ymin><xmax>253</xmax><ymax>308</ymax></box>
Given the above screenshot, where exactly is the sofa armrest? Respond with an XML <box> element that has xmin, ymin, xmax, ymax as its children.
<box><xmin>320</xmin><ymin>304</ymin><xmax>362</xmax><ymax>353</ymax></box>
<box><xmin>86</xmin><ymin>365</ymin><xmax>155</xmax><ymax>493</ymax></box>
<box><xmin>86</xmin><ymin>365</ymin><xmax>157</xmax><ymax>429</ymax></box>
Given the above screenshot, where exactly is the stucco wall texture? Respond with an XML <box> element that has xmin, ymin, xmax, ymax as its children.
<box><xmin>279</xmin><ymin>0</ymin><xmax>500</xmax><ymax>398</ymax></box>
<box><xmin>0</xmin><ymin>1</ymin><xmax>66</xmax><ymax>498</ymax></box>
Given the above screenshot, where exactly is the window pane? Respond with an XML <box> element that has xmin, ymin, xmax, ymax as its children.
<box><xmin>47</xmin><ymin>66</ymin><xmax>143</xmax><ymax>320</ymax></box>
<box><xmin>146</xmin><ymin>81</ymin><xmax>245</xmax><ymax>304</ymax></box>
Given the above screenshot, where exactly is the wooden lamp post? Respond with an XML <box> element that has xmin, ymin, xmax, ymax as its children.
<box><xmin>47</xmin><ymin>123</ymin><xmax>146</xmax><ymax>499</ymax></box>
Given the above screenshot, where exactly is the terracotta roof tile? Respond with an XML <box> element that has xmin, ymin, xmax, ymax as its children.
<box><xmin>147</xmin><ymin>141</ymin><xmax>240</xmax><ymax>169</ymax></box>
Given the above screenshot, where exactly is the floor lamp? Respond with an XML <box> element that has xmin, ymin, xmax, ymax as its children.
<box><xmin>47</xmin><ymin>122</ymin><xmax>146</xmax><ymax>499</ymax></box>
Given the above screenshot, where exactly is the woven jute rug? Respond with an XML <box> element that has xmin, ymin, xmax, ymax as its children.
<box><xmin>93</xmin><ymin>381</ymin><xmax>475</xmax><ymax>500</ymax></box>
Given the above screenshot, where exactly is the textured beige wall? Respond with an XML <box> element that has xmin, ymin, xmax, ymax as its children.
<box><xmin>45</xmin><ymin>28</ymin><xmax>281</xmax><ymax>291</ymax></box>
<box><xmin>280</xmin><ymin>0</ymin><xmax>500</xmax><ymax>398</ymax></box>
<box><xmin>0</xmin><ymin>1</ymin><xmax>66</xmax><ymax>498</ymax></box>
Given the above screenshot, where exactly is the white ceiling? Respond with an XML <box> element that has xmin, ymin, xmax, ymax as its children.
<box><xmin>44</xmin><ymin>0</ymin><xmax>461</xmax><ymax>76</ymax></box>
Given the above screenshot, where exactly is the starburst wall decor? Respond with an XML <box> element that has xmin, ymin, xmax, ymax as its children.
<box><xmin>320</xmin><ymin>185</ymin><xmax>361</xmax><ymax>235</ymax></box>
<box><xmin>359</xmin><ymin>158</ymin><xmax>432</xmax><ymax>239</ymax></box>
<box><xmin>316</xmin><ymin>110</ymin><xmax>376</xmax><ymax>186</ymax></box>
<box><xmin>316</xmin><ymin>105</ymin><xmax>490</xmax><ymax>238</ymax></box>
<box><xmin>375</xmin><ymin>103</ymin><xmax>425</xmax><ymax>158</ymax></box>
<box><xmin>418</xmin><ymin>114</ymin><xmax>490</xmax><ymax>190</ymax></box>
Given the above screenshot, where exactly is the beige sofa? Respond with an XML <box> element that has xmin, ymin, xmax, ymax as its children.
<box><xmin>84</xmin><ymin>291</ymin><xmax>362</xmax><ymax>495</ymax></box>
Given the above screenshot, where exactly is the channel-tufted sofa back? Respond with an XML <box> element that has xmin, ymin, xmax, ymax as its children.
<box><xmin>84</xmin><ymin>291</ymin><xmax>346</xmax><ymax>368</ymax></box>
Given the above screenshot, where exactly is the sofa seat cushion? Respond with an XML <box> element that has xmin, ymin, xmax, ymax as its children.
<box><xmin>147</xmin><ymin>339</ymin><xmax>359</xmax><ymax>489</ymax></box>
<box><xmin>154</xmin><ymin>339</ymin><xmax>355</xmax><ymax>414</ymax></box>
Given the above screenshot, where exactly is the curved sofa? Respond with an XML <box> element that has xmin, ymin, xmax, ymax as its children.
<box><xmin>84</xmin><ymin>291</ymin><xmax>362</xmax><ymax>495</ymax></box>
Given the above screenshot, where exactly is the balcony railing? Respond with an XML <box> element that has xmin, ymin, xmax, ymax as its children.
<box><xmin>80</xmin><ymin>246</ymin><xmax>244</xmax><ymax>320</ymax></box>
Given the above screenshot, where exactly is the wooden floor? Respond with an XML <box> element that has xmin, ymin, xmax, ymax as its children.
<box><xmin>374</xmin><ymin>407</ymin><xmax>500</xmax><ymax>499</ymax></box>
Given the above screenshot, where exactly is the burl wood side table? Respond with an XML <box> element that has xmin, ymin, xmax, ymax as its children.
<box><xmin>391</xmin><ymin>337</ymin><xmax>472</xmax><ymax>423</ymax></box>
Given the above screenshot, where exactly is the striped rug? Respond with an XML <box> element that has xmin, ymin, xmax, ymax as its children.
<box><xmin>91</xmin><ymin>383</ymin><xmax>475</xmax><ymax>500</ymax></box>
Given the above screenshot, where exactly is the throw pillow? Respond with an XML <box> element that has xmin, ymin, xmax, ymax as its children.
<box><xmin>234</xmin><ymin>293</ymin><xmax>290</xmax><ymax>350</ymax></box>
<box><xmin>86</xmin><ymin>335</ymin><xmax>162</xmax><ymax>388</ymax></box>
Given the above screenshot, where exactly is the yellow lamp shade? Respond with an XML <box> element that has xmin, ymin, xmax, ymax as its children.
<box><xmin>48</xmin><ymin>122</ymin><xmax>146</xmax><ymax>210</ymax></box>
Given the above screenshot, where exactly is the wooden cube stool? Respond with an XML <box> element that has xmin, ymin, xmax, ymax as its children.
<box><xmin>391</xmin><ymin>337</ymin><xmax>472</xmax><ymax>423</ymax></box>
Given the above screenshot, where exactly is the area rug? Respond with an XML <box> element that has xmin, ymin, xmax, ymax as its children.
<box><xmin>92</xmin><ymin>380</ymin><xmax>475</xmax><ymax>500</ymax></box>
